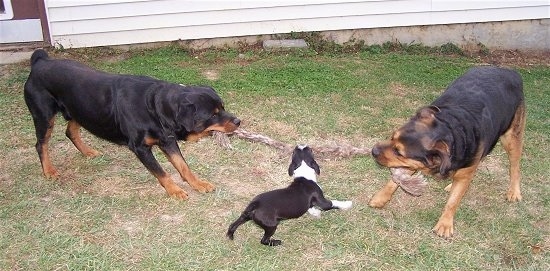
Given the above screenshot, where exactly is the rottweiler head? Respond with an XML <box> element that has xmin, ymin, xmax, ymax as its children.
<box><xmin>175</xmin><ymin>86</ymin><xmax>240</xmax><ymax>141</ymax></box>
<box><xmin>371</xmin><ymin>106</ymin><xmax>452</xmax><ymax>179</ymax></box>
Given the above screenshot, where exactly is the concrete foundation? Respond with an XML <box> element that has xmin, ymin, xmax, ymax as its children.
<box><xmin>175</xmin><ymin>19</ymin><xmax>549</xmax><ymax>52</ymax></box>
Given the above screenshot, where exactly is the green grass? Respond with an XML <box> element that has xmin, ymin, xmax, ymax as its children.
<box><xmin>1</xmin><ymin>44</ymin><xmax>548</xmax><ymax>270</ymax></box>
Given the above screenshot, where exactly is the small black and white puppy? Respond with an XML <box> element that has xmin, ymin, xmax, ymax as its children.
<box><xmin>226</xmin><ymin>145</ymin><xmax>352</xmax><ymax>246</ymax></box>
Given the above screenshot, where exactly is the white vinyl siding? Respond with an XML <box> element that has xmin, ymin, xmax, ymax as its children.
<box><xmin>45</xmin><ymin>0</ymin><xmax>550</xmax><ymax>48</ymax></box>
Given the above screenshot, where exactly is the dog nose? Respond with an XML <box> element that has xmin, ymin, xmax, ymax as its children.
<box><xmin>371</xmin><ymin>146</ymin><xmax>380</xmax><ymax>157</ymax></box>
<box><xmin>233</xmin><ymin>118</ymin><xmax>241</xmax><ymax>126</ymax></box>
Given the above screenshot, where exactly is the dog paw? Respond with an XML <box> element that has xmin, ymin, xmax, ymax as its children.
<box><xmin>432</xmin><ymin>219</ymin><xmax>454</xmax><ymax>239</ymax></box>
<box><xmin>167</xmin><ymin>187</ymin><xmax>189</xmax><ymax>200</ymax></box>
<box><xmin>308</xmin><ymin>207</ymin><xmax>322</xmax><ymax>218</ymax></box>
<box><xmin>84</xmin><ymin>149</ymin><xmax>101</xmax><ymax>158</ymax></box>
<box><xmin>269</xmin><ymin>239</ymin><xmax>282</xmax><ymax>246</ymax></box>
<box><xmin>368</xmin><ymin>197</ymin><xmax>388</xmax><ymax>208</ymax></box>
<box><xmin>506</xmin><ymin>189</ymin><xmax>522</xmax><ymax>202</ymax></box>
<box><xmin>191</xmin><ymin>180</ymin><xmax>215</xmax><ymax>193</ymax></box>
<box><xmin>332</xmin><ymin>200</ymin><xmax>353</xmax><ymax>210</ymax></box>
<box><xmin>43</xmin><ymin>168</ymin><xmax>60</xmax><ymax>179</ymax></box>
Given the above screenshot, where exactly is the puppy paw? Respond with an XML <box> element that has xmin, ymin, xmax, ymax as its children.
<box><xmin>308</xmin><ymin>207</ymin><xmax>322</xmax><ymax>218</ymax></box>
<box><xmin>268</xmin><ymin>239</ymin><xmax>282</xmax><ymax>246</ymax></box>
<box><xmin>332</xmin><ymin>200</ymin><xmax>353</xmax><ymax>210</ymax></box>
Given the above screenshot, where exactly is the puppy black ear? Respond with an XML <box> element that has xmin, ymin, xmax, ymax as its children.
<box><xmin>288</xmin><ymin>160</ymin><xmax>299</xmax><ymax>176</ymax></box>
<box><xmin>311</xmin><ymin>160</ymin><xmax>321</xmax><ymax>175</ymax></box>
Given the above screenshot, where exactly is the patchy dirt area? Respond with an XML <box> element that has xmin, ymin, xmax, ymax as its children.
<box><xmin>474</xmin><ymin>49</ymin><xmax>550</xmax><ymax>67</ymax></box>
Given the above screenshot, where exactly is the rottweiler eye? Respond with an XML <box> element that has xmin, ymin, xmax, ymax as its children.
<box><xmin>393</xmin><ymin>147</ymin><xmax>403</xmax><ymax>156</ymax></box>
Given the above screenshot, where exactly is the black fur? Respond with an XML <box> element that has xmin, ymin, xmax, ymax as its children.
<box><xmin>388</xmin><ymin>66</ymin><xmax>523</xmax><ymax>178</ymax></box>
<box><xmin>24</xmin><ymin>49</ymin><xmax>240</xmax><ymax>198</ymax></box>
<box><xmin>227</xmin><ymin>145</ymin><xmax>349</xmax><ymax>246</ymax></box>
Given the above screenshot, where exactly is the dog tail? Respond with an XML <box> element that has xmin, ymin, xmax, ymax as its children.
<box><xmin>226</xmin><ymin>202</ymin><xmax>257</xmax><ymax>240</ymax></box>
<box><xmin>30</xmin><ymin>49</ymin><xmax>49</xmax><ymax>66</ymax></box>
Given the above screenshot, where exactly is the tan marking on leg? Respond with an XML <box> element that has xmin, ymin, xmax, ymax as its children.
<box><xmin>369</xmin><ymin>180</ymin><xmax>399</xmax><ymax>208</ymax></box>
<box><xmin>41</xmin><ymin>118</ymin><xmax>59</xmax><ymax>179</ymax></box>
<box><xmin>444</xmin><ymin>183</ymin><xmax>453</xmax><ymax>192</ymax></box>
<box><xmin>66</xmin><ymin>120</ymin><xmax>100</xmax><ymax>157</ymax></box>
<box><xmin>500</xmin><ymin>103</ymin><xmax>525</xmax><ymax>202</ymax></box>
<box><xmin>165</xmin><ymin>153</ymin><xmax>215</xmax><ymax>193</ymax></box>
<box><xmin>433</xmin><ymin>161</ymin><xmax>479</xmax><ymax>239</ymax></box>
<box><xmin>154</xmin><ymin>173</ymin><xmax>189</xmax><ymax>200</ymax></box>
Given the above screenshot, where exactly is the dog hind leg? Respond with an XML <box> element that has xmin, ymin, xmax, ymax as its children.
<box><xmin>226</xmin><ymin>212</ymin><xmax>251</xmax><ymax>240</ymax></box>
<box><xmin>35</xmin><ymin>117</ymin><xmax>59</xmax><ymax>178</ymax></box>
<box><xmin>66</xmin><ymin>120</ymin><xmax>100</xmax><ymax>157</ymax></box>
<box><xmin>500</xmin><ymin>102</ymin><xmax>525</xmax><ymax>202</ymax></box>
<box><xmin>24</xmin><ymin>88</ymin><xmax>60</xmax><ymax>179</ymax></box>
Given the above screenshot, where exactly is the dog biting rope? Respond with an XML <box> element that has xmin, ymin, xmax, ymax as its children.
<box><xmin>212</xmin><ymin>129</ymin><xmax>428</xmax><ymax>196</ymax></box>
<box><xmin>389</xmin><ymin>168</ymin><xmax>428</xmax><ymax>196</ymax></box>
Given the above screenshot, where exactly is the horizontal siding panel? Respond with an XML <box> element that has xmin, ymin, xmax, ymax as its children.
<box><xmin>47</xmin><ymin>0</ymin><xmax>547</xmax><ymax>23</ymax></box>
<box><xmin>47</xmin><ymin>0</ymin><xmax>383</xmax><ymax>9</ymax></box>
<box><xmin>49</xmin><ymin>1</ymin><xmax>431</xmax><ymax>35</ymax></box>
<box><xmin>48</xmin><ymin>0</ymin><xmax>423</xmax><ymax>23</ymax></box>
<box><xmin>51</xmin><ymin>6</ymin><xmax>548</xmax><ymax>48</ymax></box>
<box><xmin>431</xmin><ymin>0</ymin><xmax>549</xmax><ymax>11</ymax></box>
<box><xmin>48</xmin><ymin>0</ymin><xmax>388</xmax><ymax>11</ymax></box>
<box><xmin>46</xmin><ymin>0</ymin><xmax>550</xmax><ymax>48</ymax></box>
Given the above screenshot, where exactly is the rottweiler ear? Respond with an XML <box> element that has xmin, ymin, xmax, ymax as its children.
<box><xmin>177</xmin><ymin>103</ymin><xmax>196</xmax><ymax>132</ymax></box>
<box><xmin>429</xmin><ymin>140</ymin><xmax>451</xmax><ymax>177</ymax></box>
<box><xmin>417</xmin><ymin>106</ymin><xmax>440</xmax><ymax>124</ymax></box>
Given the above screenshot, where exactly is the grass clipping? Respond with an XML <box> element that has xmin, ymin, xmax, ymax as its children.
<box><xmin>213</xmin><ymin>129</ymin><xmax>427</xmax><ymax>195</ymax></box>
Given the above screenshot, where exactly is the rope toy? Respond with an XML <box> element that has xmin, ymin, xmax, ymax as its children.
<box><xmin>212</xmin><ymin>128</ymin><xmax>371</xmax><ymax>157</ymax></box>
<box><xmin>389</xmin><ymin>168</ymin><xmax>427</xmax><ymax>196</ymax></box>
<box><xmin>212</xmin><ymin>129</ymin><xmax>427</xmax><ymax>195</ymax></box>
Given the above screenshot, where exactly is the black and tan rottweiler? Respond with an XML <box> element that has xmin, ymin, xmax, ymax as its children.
<box><xmin>370</xmin><ymin>66</ymin><xmax>525</xmax><ymax>238</ymax></box>
<box><xmin>24</xmin><ymin>49</ymin><xmax>240</xmax><ymax>200</ymax></box>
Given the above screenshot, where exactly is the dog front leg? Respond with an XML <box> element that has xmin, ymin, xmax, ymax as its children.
<box><xmin>314</xmin><ymin>192</ymin><xmax>353</xmax><ymax>212</ymax></box>
<box><xmin>260</xmin><ymin>226</ymin><xmax>281</xmax><ymax>246</ymax></box>
<box><xmin>368</xmin><ymin>180</ymin><xmax>399</xmax><ymax>208</ymax></box>
<box><xmin>132</xmin><ymin>145</ymin><xmax>188</xmax><ymax>199</ymax></box>
<box><xmin>159</xmin><ymin>141</ymin><xmax>215</xmax><ymax>193</ymax></box>
<box><xmin>432</xmin><ymin>165</ymin><xmax>477</xmax><ymax>238</ymax></box>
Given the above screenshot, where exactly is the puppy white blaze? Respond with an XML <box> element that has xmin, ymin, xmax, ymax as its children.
<box><xmin>297</xmin><ymin>144</ymin><xmax>308</xmax><ymax>150</ymax></box>
<box><xmin>332</xmin><ymin>200</ymin><xmax>353</xmax><ymax>210</ymax></box>
<box><xmin>293</xmin><ymin>161</ymin><xmax>317</xmax><ymax>182</ymax></box>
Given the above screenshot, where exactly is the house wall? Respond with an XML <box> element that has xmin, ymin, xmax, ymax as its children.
<box><xmin>45</xmin><ymin>0</ymin><xmax>550</xmax><ymax>50</ymax></box>
<box><xmin>0</xmin><ymin>0</ymin><xmax>45</xmax><ymax>44</ymax></box>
